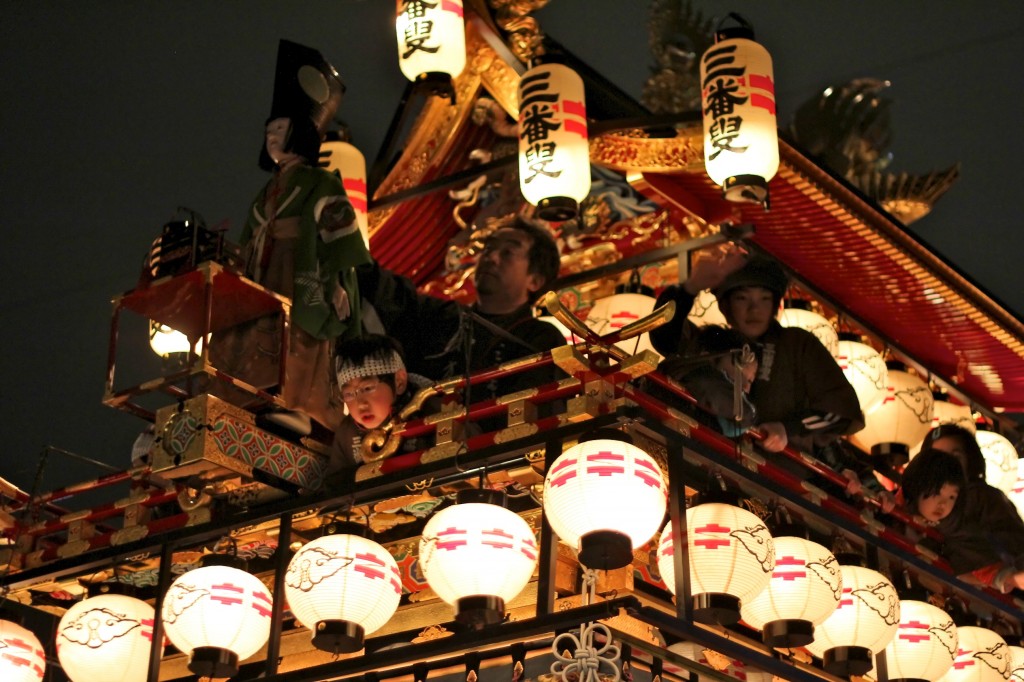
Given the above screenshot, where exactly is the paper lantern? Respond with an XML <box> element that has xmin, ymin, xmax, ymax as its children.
<box><xmin>849</xmin><ymin>363</ymin><xmax>933</xmax><ymax>466</ymax></box>
<box><xmin>518</xmin><ymin>62</ymin><xmax>590</xmax><ymax>221</ymax></box>
<box><xmin>931</xmin><ymin>394</ymin><xmax>975</xmax><ymax>433</ymax></box>
<box><xmin>700</xmin><ymin>15</ymin><xmax>778</xmax><ymax>206</ymax></box>
<box><xmin>285</xmin><ymin>531</ymin><xmax>401</xmax><ymax>653</ymax></box>
<box><xmin>57</xmin><ymin>592</ymin><xmax>158</xmax><ymax>682</ymax></box>
<box><xmin>395</xmin><ymin>0</ymin><xmax>465</xmax><ymax>95</ymax></box>
<box><xmin>779</xmin><ymin>302</ymin><xmax>838</xmax><ymax>356</ymax></box>
<box><xmin>805</xmin><ymin>565</ymin><xmax>900</xmax><ymax>677</ymax></box>
<box><xmin>419</xmin><ymin>490</ymin><xmax>538</xmax><ymax>626</ymax></box>
<box><xmin>740</xmin><ymin>536</ymin><xmax>842</xmax><ymax>647</ymax></box>
<box><xmin>320</xmin><ymin>138</ymin><xmax>369</xmax><ymax>249</ymax></box>
<box><xmin>939</xmin><ymin>626</ymin><xmax>1010</xmax><ymax>682</ymax></box>
<box><xmin>666</xmin><ymin>641</ymin><xmax>773</xmax><ymax>681</ymax></box>
<box><xmin>658</xmin><ymin>503</ymin><xmax>775</xmax><ymax>625</ymax></box>
<box><xmin>976</xmin><ymin>429</ymin><xmax>1019</xmax><ymax>493</ymax></box>
<box><xmin>874</xmin><ymin>599</ymin><xmax>957</xmax><ymax>682</ymax></box>
<box><xmin>544</xmin><ymin>434</ymin><xmax>667</xmax><ymax>570</ymax></box>
<box><xmin>686</xmin><ymin>289</ymin><xmax>728</xmax><ymax>327</ymax></box>
<box><xmin>1006</xmin><ymin>460</ymin><xmax>1024</xmax><ymax>520</ymax></box>
<box><xmin>162</xmin><ymin>562</ymin><xmax>272</xmax><ymax>678</ymax></box>
<box><xmin>149</xmin><ymin>322</ymin><xmax>200</xmax><ymax>357</ymax></box>
<box><xmin>836</xmin><ymin>335</ymin><xmax>888</xmax><ymax>416</ymax></box>
<box><xmin>1007</xmin><ymin>644</ymin><xmax>1024</xmax><ymax>682</ymax></box>
<box><xmin>585</xmin><ymin>292</ymin><xmax>658</xmax><ymax>356</ymax></box>
<box><xmin>0</xmin><ymin>619</ymin><xmax>46</xmax><ymax>682</ymax></box>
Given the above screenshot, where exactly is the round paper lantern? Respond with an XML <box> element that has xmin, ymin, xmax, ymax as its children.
<box><xmin>1006</xmin><ymin>460</ymin><xmax>1024</xmax><ymax>520</ymax></box>
<box><xmin>419</xmin><ymin>490</ymin><xmax>538</xmax><ymax>626</ymax></box>
<box><xmin>518</xmin><ymin>61</ymin><xmax>590</xmax><ymax>221</ymax></box>
<box><xmin>740</xmin><ymin>536</ymin><xmax>842</xmax><ymax>648</ymax></box>
<box><xmin>805</xmin><ymin>565</ymin><xmax>900</xmax><ymax>677</ymax></box>
<box><xmin>666</xmin><ymin>641</ymin><xmax>773</xmax><ymax>681</ymax></box>
<box><xmin>700</xmin><ymin>16</ymin><xmax>778</xmax><ymax>206</ymax></box>
<box><xmin>395</xmin><ymin>0</ymin><xmax>465</xmax><ymax>92</ymax></box>
<box><xmin>849</xmin><ymin>363</ymin><xmax>933</xmax><ymax>466</ymax></box>
<box><xmin>877</xmin><ymin>599</ymin><xmax>957</xmax><ymax>682</ymax></box>
<box><xmin>285</xmin><ymin>531</ymin><xmax>401</xmax><ymax>653</ymax></box>
<box><xmin>57</xmin><ymin>592</ymin><xmax>157</xmax><ymax>682</ymax></box>
<box><xmin>585</xmin><ymin>293</ymin><xmax>658</xmax><ymax>356</ymax></box>
<box><xmin>914</xmin><ymin>394</ymin><xmax>976</xmax><ymax>457</ymax></box>
<box><xmin>686</xmin><ymin>289</ymin><xmax>728</xmax><ymax>327</ymax></box>
<box><xmin>779</xmin><ymin>302</ymin><xmax>838</xmax><ymax>356</ymax></box>
<box><xmin>836</xmin><ymin>335</ymin><xmax>888</xmax><ymax>416</ymax></box>
<box><xmin>0</xmin><ymin>618</ymin><xmax>46</xmax><ymax>682</ymax></box>
<box><xmin>1008</xmin><ymin>644</ymin><xmax>1024</xmax><ymax>682</ymax></box>
<box><xmin>162</xmin><ymin>562</ymin><xmax>273</xmax><ymax>678</ymax></box>
<box><xmin>658</xmin><ymin>503</ymin><xmax>775</xmax><ymax>625</ymax></box>
<box><xmin>320</xmin><ymin>138</ymin><xmax>369</xmax><ymax>249</ymax></box>
<box><xmin>940</xmin><ymin>626</ymin><xmax>1010</xmax><ymax>682</ymax></box>
<box><xmin>149</xmin><ymin>322</ymin><xmax>200</xmax><ymax>357</ymax></box>
<box><xmin>976</xmin><ymin>429</ymin><xmax>1019</xmax><ymax>493</ymax></box>
<box><xmin>544</xmin><ymin>434</ymin><xmax>667</xmax><ymax>570</ymax></box>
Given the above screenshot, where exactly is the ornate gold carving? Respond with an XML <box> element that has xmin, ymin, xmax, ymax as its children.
<box><xmin>494</xmin><ymin>422</ymin><xmax>539</xmax><ymax>443</ymax></box>
<box><xmin>590</xmin><ymin>128</ymin><xmax>705</xmax><ymax>173</ymax></box>
<box><xmin>486</xmin><ymin>0</ymin><xmax>551</xmax><ymax>63</ymax></box>
<box><xmin>185</xmin><ymin>507</ymin><xmax>212</xmax><ymax>526</ymax></box>
<box><xmin>57</xmin><ymin>541</ymin><xmax>90</xmax><ymax>560</ymax></box>
<box><xmin>422</xmin><ymin>441</ymin><xmax>466</xmax><ymax>464</ymax></box>
<box><xmin>111</xmin><ymin>525</ymin><xmax>149</xmax><ymax>546</ymax></box>
<box><xmin>406</xmin><ymin>478</ymin><xmax>435</xmax><ymax>492</ymax></box>
<box><xmin>412</xmin><ymin>624</ymin><xmax>454</xmax><ymax>643</ymax></box>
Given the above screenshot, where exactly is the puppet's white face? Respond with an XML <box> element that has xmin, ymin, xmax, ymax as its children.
<box><xmin>265</xmin><ymin>117</ymin><xmax>298</xmax><ymax>166</ymax></box>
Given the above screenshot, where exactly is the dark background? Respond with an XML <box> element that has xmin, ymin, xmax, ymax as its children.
<box><xmin>2</xmin><ymin>1</ymin><xmax>1021</xmax><ymax>494</ymax></box>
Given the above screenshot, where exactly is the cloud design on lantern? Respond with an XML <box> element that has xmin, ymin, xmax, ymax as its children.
<box><xmin>807</xmin><ymin>557</ymin><xmax>843</xmax><ymax>599</ymax></box>
<box><xmin>975</xmin><ymin>642</ymin><xmax>1010</xmax><ymax>676</ymax></box>
<box><xmin>285</xmin><ymin>547</ymin><xmax>355</xmax><ymax>591</ymax></box>
<box><xmin>852</xmin><ymin>581</ymin><xmax>899</xmax><ymax>625</ymax></box>
<box><xmin>162</xmin><ymin>583</ymin><xmax>209</xmax><ymax>623</ymax></box>
<box><xmin>730</xmin><ymin>523</ymin><xmax>774</xmax><ymax>571</ymax></box>
<box><xmin>895</xmin><ymin>386</ymin><xmax>933</xmax><ymax>423</ymax></box>
<box><xmin>929</xmin><ymin>620</ymin><xmax>958</xmax><ymax>657</ymax></box>
<box><xmin>59</xmin><ymin>607</ymin><xmax>142</xmax><ymax>648</ymax></box>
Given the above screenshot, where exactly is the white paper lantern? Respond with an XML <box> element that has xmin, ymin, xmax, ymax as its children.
<box><xmin>914</xmin><ymin>395</ymin><xmax>977</xmax><ymax>457</ymax></box>
<box><xmin>657</xmin><ymin>503</ymin><xmax>775</xmax><ymax>625</ymax></box>
<box><xmin>700</xmin><ymin>18</ymin><xmax>779</xmax><ymax>206</ymax></box>
<box><xmin>779</xmin><ymin>305</ymin><xmax>838</xmax><ymax>356</ymax></box>
<box><xmin>939</xmin><ymin>626</ymin><xmax>1010</xmax><ymax>682</ymax></box>
<box><xmin>395</xmin><ymin>0</ymin><xmax>465</xmax><ymax>87</ymax></box>
<box><xmin>56</xmin><ymin>593</ymin><xmax>157</xmax><ymax>682</ymax></box>
<box><xmin>419</xmin><ymin>491</ymin><xmax>538</xmax><ymax>625</ymax></box>
<box><xmin>686</xmin><ymin>289</ymin><xmax>728</xmax><ymax>327</ymax></box>
<box><xmin>1006</xmin><ymin>460</ymin><xmax>1024</xmax><ymax>520</ymax></box>
<box><xmin>836</xmin><ymin>337</ymin><xmax>888</xmax><ymax>416</ymax></box>
<box><xmin>285</xmin><ymin>532</ymin><xmax>401</xmax><ymax>653</ymax></box>
<box><xmin>805</xmin><ymin>565</ymin><xmax>900</xmax><ymax>677</ymax></box>
<box><xmin>149</xmin><ymin>322</ymin><xmax>200</xmax><ymax>357</ymax></box>
<box><xmin>849</xmin><ymin>364</ymin><xmax>933</xmax><ymax>465</ymax></box>
<box><xmin>518</xmin><ymin>62</ymin><xmax>590</xmax><ymax>221</ymax></box>
<box><xmin>0</xmin><ymin>619</ymin><xmax>46</xmax><ymax>682</ymax></box>
<box><xmin>976</xmin><ymin>429</ymin><xmax>1019</xmax><ymax>493</ymax></box>
<box><xmin>740</xmin><ymin>536</ymin><xmax>842</xmax><ymax>647</ymax></box>
<box><xmin>544</xmin><ymin>436</ymin><xmax>667</xmax><ymax>570</ymax></box>
<box><xmin>871</xmin><ymin>599</ymin><xmax>957</xmax><ymax>682</ymax></box>
<box><xmin>585</xmin><ymin>293</ymin><xmax>659</xmax><ymax>356</ymax></box>
<box><xmin>666</xmin><ymin>641</ymin><xmax>773</xmax><ymax>681</ymax></box>
<box><xmin>1007</xmin><ymin>644</ymin><xmax>1024</xmax><ymax>682</ymax></box>
<box><xmin>162</xmin><ymin>563</ymin><xmax>273</xmax><ymax>678</ymax></box>
<box><xmin>320</xmin><ymin>139</ymin><xmax>370</xmax><ymax>249</ymax></box>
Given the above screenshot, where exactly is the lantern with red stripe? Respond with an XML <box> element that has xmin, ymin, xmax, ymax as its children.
<box><xmin>419</xmin><ymin>489</ymin><xmax>538</xmax><ymax>626</ymax></box>
<box><xmin>875</xmin><ymin>599</ymin><xmax>957</xmax><ymax>682</ymax></box>
<box><xmin>657</xmin><ymin>503</ymin><xmax>775</xmax><ymax>625</ymax></box>
<box><xmin>284</xmin><ymin>528</ymin><xmax>401</xmax><ymax>653</ymax></box>
<box><xmin>518</xmin><ymin>61</ymin><xmax>590</xmax><ymax>221</ymax></box>
<box><xmin>57</xmin><ymin>591</ymin><xmax>159</xmax><ymax>682</ymax></box>
<box><xmin>836</xmin><ymin>334</ymin><xmax>888</xmax><ymax>416</ymax></box>
<box><xmin>161</xmin><ymin>558</ymin><xmax>273</xmax><ymax>679</ymax></box>
<box><xmin>849</xmin><ymin>362</ymin><xmax>933</xmax><ymax>468</ymax></box>
<box><xmin>976</xmin><ymin>428</ymin><xmax>1019</xmax><ymax>493</ymax></box>
<box><xmin>0</xmin><ymin>618</ymin><xmax>46</xmax><ymax>682</ymax></box>
<box><xmin>940</xmin><ymin>626</ymin><xmax>1010</xmax><ymax>682</ymax></box>
<box><xmin>805</xmin><ymin>565</ymin><xmax>900</xmax><ymax>677</ymax></box>
<box><xmin>395</xmin><ymin>0</ymin><xmax>466</xmax><ymax>97</ymax></box>
<box><xmin>740</xmin><ymin>536</ymin><xmax>842</xmax><ymax>648</ymax></box>
<box><xmin>544</xmin><ymin>431</ymin><xmax>667</xmax><ymax>570</ymax></box>
<box><xmin>321</xmin><ymin>138</ymin><xmax>370</xmax><ymax>249</ymax></box>
<box><xmin>699</xmin><ymin>14</ymin><xmax>778</xmax><ymax>208</ymax></box>
<box><xmin>585</xmin><ymin>293</ymin><xmax>658</xmax><ymax>356</ymax></box>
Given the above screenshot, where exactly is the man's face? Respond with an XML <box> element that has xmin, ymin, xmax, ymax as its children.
<box><xmin>474</xmin><ymin>227</ymin><xmax>542</xmax><ymax>308</ymax></box>
<box><xmin>265</xmin><ymin>117</ymin><xmax>298</xmax><ymax>166</ymax></box>
<box><xmin>723</xmin><ymin>286</ymin><xmax>775</xmax><ymax>340</ymax></box>
<box><xmin>341</xmin><ymin>377</ymin><xmax>396</xmax><ymax>429</ymax></box>
<box><xmin>916</xmin><ymin>483</ymin><xmax>960</xmax><ymax>523</ymax></box>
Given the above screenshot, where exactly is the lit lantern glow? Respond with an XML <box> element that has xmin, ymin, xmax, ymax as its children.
<box><xmin>320</xmin><ymin>138</ymin><xmax>370</xmax><ymax>249</ymax></box>
<box><xmin>149</xmin><ymin>321</ymin><xmax>201</xmax><ymax>357</ymax></box>
<box><xmin>805</xmin><ymin>565</ymin><xmax>900</xmax><ymax>677</ymax></box>
<box><xmin>836</xmin><ymin>335</ymin><xmax>888</xmax><ymax>416</ymax></box>
<box><xmin>931</xmin><ymin>394</ymin><xmax>975</xmax><ymax>433</ymax></box>
<box><xmin>544</xmin><ymin>434</ymin><xmax>667</xmax><ymax>570</ymax></box>
<box><xmin>284</xmin><ymin>532</ymin><xmax>401</xmax><ymax>653</ymax></box>
<box><xmin>666</xmin><ymin>641</ymin><xmax>773</xmax><ymax>682</ymax></box>
<box><xmin>585</xmin><ymin>293</ymin><xmax>659</xmax><ymax>356</ymax></box>
<box><xmin>875</xmin><ymin>599</ymin><xmax>957</xmax><ymax>682</ymax></box>
<box><xmin>686</xmin><ymin>289</ymin><xmax>728</xmax><ymax>327</ymax></box>
<box><xmin>57</xmin><ymin>593</ymin><xmax>158</xmax><ymax>682</ymax></box>
<box><xmin>657</xmin><ymin>503</ymin><xmax>775</xmax><ymax>625</ymax></box>
<box><xmin>0</xmin><ymin>619</ymin><xmax>46</xmax><ymax>682</ymax></box>
<box><xmin>395</xmin><ymin>0</ymin><xmax>466</xmax><ymax>95</ymax></box>
<box><xmin>1006</xmin><ymin>460</ymin><xmax>1024</xmax><ymax>520</ymax></box>
<box><xmin>699</xmin><ymin>15</ymin><xmax>778</xmax><ymax>207</ymax></box>
<box><xmin>1008</xmin><ymin>644</ymin><xmax>1024</xmax><ymax>682</ymax></box>
<box><xmin>779</xmin><ymin>302</ymin><xmax>838</xmax><ymax>356</ymax></box>
<box><xmin>518</xmin><ymin>62</ymin><xmax>590</xmax><ymax>221</ymax></box>
<box><xmin>848</xmin><ymin>363</ymin><xmax>933</xmax><ymax>467</ymax></box>
<box><xmin>419</xmin><ymin>490</ymin><xmax>538</xmax><ymax>626</ymax></box>
<box><xmin>940</xmin><ymin>626</ymin><xmax>1010</xmax><ymax>682</ymax></box>
<box><xmin>161</xmin><ymin>562</ymin><xmax>273</xmax><ymax>679</ymax></box>
<box><xmin>976</xmin><ymin>429</ymin><xmax>1019</xmax><ymax>493</ymax></box>
<box><xmin>740</xmin><ymin>536</ymin><xmax>842</xmax><ymax>648</ymax></box>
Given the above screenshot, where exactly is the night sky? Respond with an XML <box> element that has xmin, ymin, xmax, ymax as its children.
<box><xmin>2</xmin><ymin>1</ymin><xmax>1021</xmax><ymax>494</ymax></box>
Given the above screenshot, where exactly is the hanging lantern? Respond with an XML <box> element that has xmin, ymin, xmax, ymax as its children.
<box><xmin>931</xmin><ymin>393</ymin><xmax>975</xmax><ymax>433</ymax></box>
<box><xmin>419</xmin><ymin>489</ymin><xmax>538</xmax><ymax>626</ymax></box>
<box><xmin>518</xmin><ymin>61</ymin><xmax>590</xmax><ymax>221</ymax></box>
<box><xmin>0</xmin><ymin>618</ymin><xmax>46</xmax><ymax>682</ymax></box>
<box><xmin>149</xmin><ymin>321</ymin><xmax>200</xmax><ymax>357</ymax></box>
<box><xmin>161</xmin><ymin>559</ymin><xmax>273</xmax><ymax>679</ymax></box>
<box><xmin>666</xmin><ymin>641</ymin><xmax>773</xmax><ymax>682</ymax></box>
<box><xmin>836</xmin><ymin>334</ymin><xmax>888</xmax><ymax>416</ymax></box>
<box><xmin>976</xmin><ymin>429</ymin><xmax>1019</xmax><ymax>493</ymax></box>
<box><xmin>875</xmin><ymin>599</ymin><xmax>957</xmax><ymax>682</ymax></box>
<box><xmin>686</xmin><ymin>289</ymin><xmax>728</xmax><ymax>327</ymax></box>
<box><xmin>284</xmin><ymin>529</ymin><xmax>401</xmax><ymax>653</ymax></box>
<box><xmin>657</xmin><ymin>503</ymin><xmax>775</xmax><ymax>625</ymax></box>
<box><xmin>848</xmin><ymin>361</ymin><xmax>933</xmax><ymax>467</ymax></box>
<box><xmin>395</xmin><ymin>0</ymin><xmax>466</xmax><ymax>99</ymax></box>
<box><xmin>1008</xmin><ymin>644</ymin><xmax>1024</xmax><ymax>682</ymax></box>
<box><xmin>56</xmin><ymin>591</ymin><xmax>158</xmax><ymax>682</ymax></box>
<box><xmin>585</xmin><ymin>292</ymin><xmax>658</xmax><ymax>356</ymax></box>
<box><xmin>1006</xmin><ymin>460</ymin><xmax>1024</xmax><ymax>520</ymax></box>
<box><xmin>940</xmin><ymin>626</ymin><xmax>1010</xmax><ymax>682</ymax></box>
<box><xmin>779</xmin><ymin>301</ymin><xmax>838</xmax><ymax>356</ymax></box>
<box><xmin>699</xmin><ymin>14</ymin><xmax>778</xmax><ymax>208</ymax></box>
<box><xmin>804</xmin><ymin>564</ymin><xmax>900</xmax><ymax>677</ymax></box>
<box><xmin>320</xmin><ymin>137</ymin><xmax>370</xmax><ymax>249</ymax></box>
<box><xmin>740</xmin><ymin>536</ymin><xmax>842</xmax><ymax>648</ymax></box>
<box><xmin>544</xmin><ymin>431</ymin><xmax>667</xmax><ymax>570</ymax></box>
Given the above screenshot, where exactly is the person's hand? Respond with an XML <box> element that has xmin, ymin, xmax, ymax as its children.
<box><xmin>759</xmin><ymin>421</ymin><xmax>788</xmax><ymax>452</ymax></box>
<box><xmin>683</xmin><ymin>242</ymin><xmax>749</xmax><ymax>295</ymax></box>
<box><xmin>333</xmin><ymin>286</ymin><xmax>351</xmax><ymax>321</ymax></box>
<box><xmin>875</xmin><ymin>490</ymin><xmax>896</xmax><ymax>514</ymax></box>
<box><xmin>840</xmin><ymin>468</ymin><xmax>862</xmax><ymax>495</ymax></box>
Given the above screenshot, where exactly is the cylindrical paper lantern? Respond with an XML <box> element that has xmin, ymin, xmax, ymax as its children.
<box><xmin>780</xmin><ymin>302</ymin><xmax>838</xmax><ymax>356</ymax></box>
<box><xmin>877</xmin><ymin>599</ymin><xmax>957</xmax><ymax>682</ymax></box>
<box><xmin>849</xmin><ymin>363</ymin><xmax>933</xmax><ymax>466</ymax></box>
<box><xmin>585</xmin><ymin>292</ymin><xmax>658</xmax><ymax>356</ymax></box>
<box><xmin>320</xmin><ymin>139</ymin><xmax>369</xmax><ymax>249</ymax></box>
<box><xmin>939</xmin><ymin>626</ymin><xmax>1010</xmax><ymax>682</ymax></box>
<box><xmin>395</xmin><ymin>0</ymin><xmax>465</xmax><ymax>87</ymax></box>
<box><xmin>976</xmin><ymin>429</ymin><xmax>1019</xmax><ymax>493</ymax></box>
<box><xmin>836</xmin><ymin>335</ymin><xmax>888</xmax><ymax>416</ymax></box>
<box><xmin>0</xmin><ymin>619</ymin><xmax>46</xmax><ymax>682</ymax></box>
<box><xmin>57</xmin><ymin>593</ymin><xmax>158</xmax><ymax>682</ymax></box>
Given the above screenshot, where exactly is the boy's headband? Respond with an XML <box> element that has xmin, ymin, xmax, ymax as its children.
<box><xmin>336</xmin><ymin>350</ymin><xmax>405</xmax><ymax>386</ymax></box>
